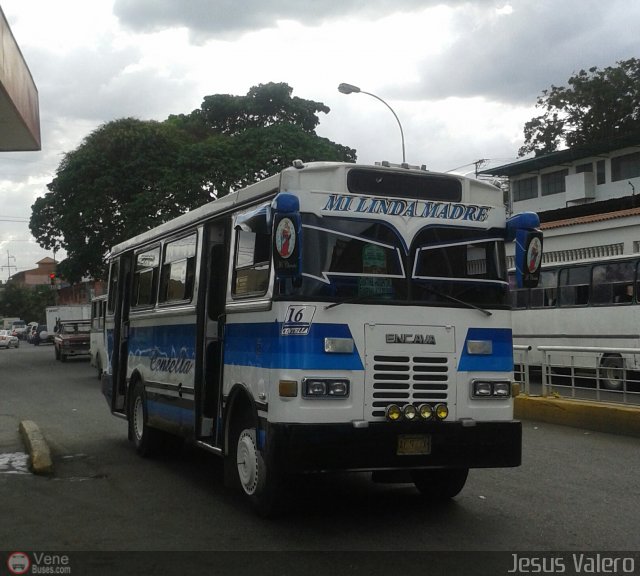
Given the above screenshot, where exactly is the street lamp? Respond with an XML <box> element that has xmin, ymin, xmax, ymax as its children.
<box><xmin>338</xmin><ymin>83</ymin><xmax>406</xmax><ymax>164</ymax></box>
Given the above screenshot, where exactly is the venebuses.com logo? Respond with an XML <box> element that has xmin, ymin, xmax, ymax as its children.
<box><xmin>6</xmin><ymin>551</ymin><xmax>72</xmax><ymax>574</ymax></box>
<box><xmin>6</xmin><ymin>552</ymin><xmax>30</xmax><ymax>575</ymax></box>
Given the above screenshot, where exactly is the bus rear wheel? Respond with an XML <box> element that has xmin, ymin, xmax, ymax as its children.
<box><xmin>601</xmin><ymin>355</ymin><xmax>624</xmax><ymax>391</ymax></box>
<box><xmin>411</xmin><ymin>468</ymin><xmax>469</xmax><ymax>499</ymax></box>
<box><xmin>227</xmin><ymin>412</ymin><xmax>284</xmax><ymax>517</ymax></box>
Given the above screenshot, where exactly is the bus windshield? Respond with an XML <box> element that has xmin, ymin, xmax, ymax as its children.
<box><xmin>276</xmin><ymin>214</ymin><xmax>509</xmax><ymax>309</ymax></box>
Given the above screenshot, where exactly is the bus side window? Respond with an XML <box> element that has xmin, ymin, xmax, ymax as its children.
<box><xmin>593</xmin><ymin>262</ymin><xmax>635</xmax><ymax>305</ymax></box>
<box><xmin>529</xmin><ymin>270</ymin><xmax>557</xmax><ymax>308</ymax></box>
<box><xmin>132</xmin><ymin>247</ymin><xmax>160</xmax><ymax>308</ymax></box>
<box><xmin>559</xmin><ymin>266</ymin><xmax>590</xmax><ymax>307</ymax></box>
<box><xmin>107</xmin><ymin>261</ymin><xmax>119</xmax><ymax>314</ymax></box>
<box><xmin>158</xmin><ymin>234</ymin><xmax>197</xmax><ymax>304</ymax></box>
<box><xmin>614</xmin><ymin>284</ymin><xmax>633</xmax><ymax>303</ymax></box>
<box><xmin>232</xmin><ymin>205</ymin><xmax>271</xmax><ymax>298</ymax></box>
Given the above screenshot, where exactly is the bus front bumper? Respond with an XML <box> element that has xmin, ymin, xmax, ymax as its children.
<box><xmin>268</xmin><ymin>420</ymin><xmax>521</xmax><ymax>474</ymax></box>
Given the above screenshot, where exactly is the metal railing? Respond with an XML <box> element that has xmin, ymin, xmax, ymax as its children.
<box><xmin>514</xmin><ymin>345</ymin><xmax>640</xmax><ymax>406</ymax></box>
<box><xmin>513</xmin><ymin>345</ymin><xmax>532</xmax><ymax>394</ymax></box>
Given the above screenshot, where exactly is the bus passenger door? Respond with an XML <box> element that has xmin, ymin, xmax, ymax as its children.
<box><xmin>197</xmin><ymin>222</ymin><xmax>228</xmax><ymax>446</ymax></box>
<box><xmin>106</xmin><ymin>254</ymin><xmax>133</xmax><ymax>415</ymax></box>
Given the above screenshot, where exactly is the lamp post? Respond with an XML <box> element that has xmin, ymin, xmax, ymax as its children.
<box><xmin>338</xmin><ymin>83</ymin><xmax>406</xmax><ymax>164</ymax></box>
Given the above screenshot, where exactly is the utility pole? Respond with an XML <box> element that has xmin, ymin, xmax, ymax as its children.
<box><xmin>0</xmin><ymin>251</ymin><xmax>17</xmax><ymax>281</ymax></box>
<box><xmin>474</xmin><ymin>159</ymin><xmax>488</xmax><ymax>177</ymax></box>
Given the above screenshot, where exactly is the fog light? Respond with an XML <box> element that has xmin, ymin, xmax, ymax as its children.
<box><xmin>386</xmin><ymin>404</ymin><xmax>402</xmax><ymax>421</ymax></box>
<box><xmin>434</xmin><ymin>403</ymin><xmax>449</xmax><ymax>421</ymax></box>
<box><xmin>418</xmin><ymin>404</ymin><xmax>433</xmax><ymax>420</ymax></box>
<box><xmin>493</xmin><ymin>382</ymin><xmax>511</xmax><ymax>397</ymax></box>
<box><xmin>403</xmin><ymin>404</ymin><xmax>417</xmax><ymax>420</ymax></box>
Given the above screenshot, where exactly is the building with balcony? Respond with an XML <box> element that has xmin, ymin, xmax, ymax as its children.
<box><xmin>479</xmin><ymin>132</ymin><xmax>640</xmax><ymax>265</ymax></box>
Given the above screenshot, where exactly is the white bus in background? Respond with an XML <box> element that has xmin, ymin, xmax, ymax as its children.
<box><xmin>102</xmin><ymin>160</ymin><xmax>542</xmax><ymax>516</ymax></box>
<box><xmin>510</xmin><ymin>253</ymin><xmax>640</xmax><ymax>390</ymax></box>
<box><xmin>90</xmin><ymin>295</ymin><xmax>107</xmax><ymax>380</ymax></box>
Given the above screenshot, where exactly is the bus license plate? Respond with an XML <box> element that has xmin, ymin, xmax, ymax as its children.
<box><xmin>397</xmin><ymin>435</ymin><xmax>431</xmax><ymax>456</ymax></box>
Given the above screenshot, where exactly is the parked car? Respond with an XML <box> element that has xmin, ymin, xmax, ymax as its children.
<box><xmin>10</xmin><ymin>320</ymin><xmax>28</xmax><ymax>340</ymax></box>
<box><xmin>53</xmin><ymin>320</ymin><xmax>91</xmax><ymax>362</ymax></box>
<box><xmin>31</xmin><ymin>324</ymin><xmax>52</xmax><ymax>346</ymax></box>
<box><xmin>0</xmin><ymin>330</ymin><xmax>20</xmax><ymax>348</ymax></box>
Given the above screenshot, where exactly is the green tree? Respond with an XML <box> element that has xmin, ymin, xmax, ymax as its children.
<box><xmin>30</xmin><ymin>83</ymin><xmax>355</xmax><ymax>281</ymax></box>
<box><xmin>0</xmin><ymin>283</ymin><xmax>55</xmax><ymax>323</ymax></box>
<box><xmin>519</xmin><ymin>58</ymin><xmax>640</xmax><ymax>157</ymax></box>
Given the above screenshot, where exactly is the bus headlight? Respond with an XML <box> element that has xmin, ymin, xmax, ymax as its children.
<box><xmin>302</xmin><ymin>378</ymin><xmax>350</xmax><ymax>398</ymax></box>
<box><xmin>493</xmin><ymin>382</ymin><xmax>511</xmax><ymax>397</ymax></box>
<box><xmin>472</xmin><ymin>380</ymin><xmax>512</xmax><ymax>399</ymax></box>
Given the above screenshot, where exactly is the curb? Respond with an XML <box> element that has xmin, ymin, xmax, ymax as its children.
<box><xmin>514</xmin><ymin>395</ymin><xmax>640</xmax><ymax>438</ymax></box>
<box><xmin>19</xmin><ymin>420</ymin><xmax>54</xmax><ymax>475</ymax></box>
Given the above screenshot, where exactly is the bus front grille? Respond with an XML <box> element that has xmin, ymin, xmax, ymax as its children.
<box><xmin>370</xmin><ymin>355</ymin><xmax>451</xmax><ymax>418</ymax></box>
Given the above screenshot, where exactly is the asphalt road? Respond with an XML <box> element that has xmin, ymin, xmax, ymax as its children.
<box><xmin>1</xmin><ymin>344</ymin><xmax>639</xmax><ymax>560</ymax></box>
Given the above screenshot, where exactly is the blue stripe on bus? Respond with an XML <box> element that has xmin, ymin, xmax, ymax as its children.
<box><xmin>147</xmin><ymin>399</ymin><xmax>191</xmax><ymax>424</ymax></box>
<box><xmin>128</xmin><ymin>324</ymin><xmax>197</xmax><ymax>357</ymax></box>
<box><xmin>224</xmin><ymin>322</ymin><xmax>364</xmax><ymax>371</ymax></box>
<box><xmin>458</xmin><ymin>328</ymin><xmax>513</xmax><ymax>372</ymax></box>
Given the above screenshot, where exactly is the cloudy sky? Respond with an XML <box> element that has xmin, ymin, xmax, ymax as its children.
<box><xmin>0</xmin><ymin>0</ymin><xmax>637</xmax><ymax>280</ymax></box>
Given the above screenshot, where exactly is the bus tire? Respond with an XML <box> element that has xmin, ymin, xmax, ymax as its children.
<box><xmin>227</xmin><ymin>412</ymin><xmax>283</xmax><ymax>517</ymax></box>
<box><xmin>601</xmin><ymin>355</ymin><xmax>624</xmax><ymax>391</ymax></box>
<box><xmin>411</xmin><ymin>468</ymin><xmax>469</xmax><ymax>499</ymax></box>
<box><xmin>129</xmin><ymin>380</ymin><xmax>162</xmax><ymax>457</ymax></box>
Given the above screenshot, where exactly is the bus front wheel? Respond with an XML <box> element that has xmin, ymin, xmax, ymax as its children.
<box><xmin>227</xmin><ymin>413</ymin><xmax>284</xmax><ymax>517</ymax></box>
<box><xmin>411</xmin><ymin>468</ymin><xmax>469</xmax><ymax>499</ymax></box>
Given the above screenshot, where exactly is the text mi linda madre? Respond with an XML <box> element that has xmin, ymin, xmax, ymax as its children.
<box><xmin>508</xmin><ymin>553</ymin><xmax>635</xmax><ymax>574</ymax></box>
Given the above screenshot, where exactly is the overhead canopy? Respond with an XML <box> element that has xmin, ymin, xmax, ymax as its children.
<box><xmin>0</xmin><ymin>6</ymin><xmax>40</xmax><ymax>151</ymax></box>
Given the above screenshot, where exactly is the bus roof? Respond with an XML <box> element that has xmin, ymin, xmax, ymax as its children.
<box><xmin>108</xmin><ymin>161</ymin><xmax>500</xmax><ymax>258</ymax></box>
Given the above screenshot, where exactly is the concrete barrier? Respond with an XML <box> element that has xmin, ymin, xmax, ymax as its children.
<box><xmin>514</xmin><ymin>395</ymin><xmax>640</xmax><ymax>438</ymax></box>
<box><xmin>19</xmin><ymin>420</ymin><xmax>53</xmax><ymax>475</ymax></box>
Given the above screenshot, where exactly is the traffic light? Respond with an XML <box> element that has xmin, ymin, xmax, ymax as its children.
<box><xmin>49</xmin><ymin>272</ymin><xmax>56</xmax><ymax>286</ymax></box>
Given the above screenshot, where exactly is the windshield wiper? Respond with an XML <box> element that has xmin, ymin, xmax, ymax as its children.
<box><xmin>421</xmin><ymin>286</ymin><xmax>492</xmax><ymax>317</ymax></box>
<box><xmin>324</xmin><ymin>293</ymin><xmax>393</xmax><ymax>310</ymax></box>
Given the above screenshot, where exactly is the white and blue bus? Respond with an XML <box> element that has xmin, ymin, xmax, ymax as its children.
<box><xmin>102</xmin><ymin>160</ymin><xmax>542</xmax><ymax>515</ymax></box>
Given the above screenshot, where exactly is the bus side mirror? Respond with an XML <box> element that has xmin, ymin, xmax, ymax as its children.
<box><xmin>515</xmin><ymin>229</ymin><xmax>543</xmax><ymax>288</ymax></box>
<box><xmin>272</xmin><ymin>193</ymin><xmax>302</xmax><ymax>280</ymax></box>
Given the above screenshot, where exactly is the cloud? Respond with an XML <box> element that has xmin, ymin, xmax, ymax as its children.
<box><xmin>408</xmin><ymin>0</ymin><xmax>640</xmax><ymax>104</ymax></box>
<box><xmin>113</xmin><ymin>0</ymin><xmax>489</xmax><ymax>41</ymax></box>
